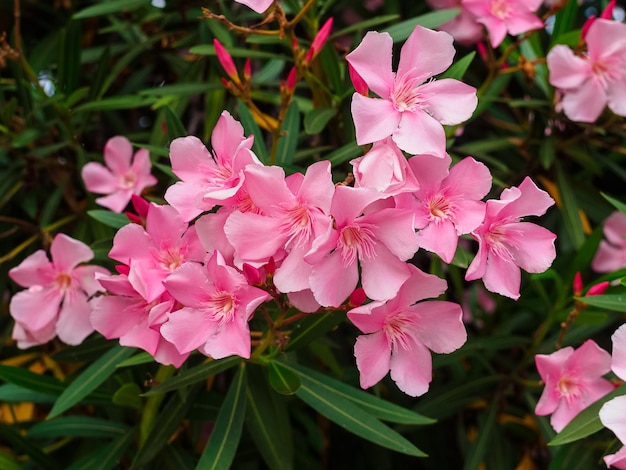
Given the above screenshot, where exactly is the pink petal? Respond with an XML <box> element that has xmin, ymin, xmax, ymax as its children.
<box><xmin>224</xmin><ymin>211</ymin><xmax>286</xmax><ymax>262</ymax></box>
<box><xmin>129</xmin><ymin>149</ymin><xmax>153</xmax><ymax>180</ymax></box>
<box><xmin>390</xmin><ymin>339</ymin><xmax>432</xmax><ymax>397</ymax></box>
<box><xmin>351</xmin><ymin>94</ymin><xmax>401</xmax><ymax>146</ymax></box>
<box><xmin>310</xmin><ymin>250</ymin><xmax>358</xmax><ymax>307</ymax></box>
<box><xmin>297</xmin><ymin>160</ymin><xmax>334</xmax><ymax>211</ymax></box>
<box><xmin>211</xmin><ymin>111</ymin><xmax>249</xmax><ymax>163</ymax></box>
<box><xmin>612</xmin><ymin>324</ymin><xmax>626</xmax><ymax>381</ymax></box>
<box><xmin>161</xmin><ymin>308</ymin><xmax>217</xmax><ymax>354</ymax></box>
<box><xmin>601</xmin><ymin>396</ymin><xmax>626</xmax><ymax>445</ymax></box>
<box><xmin>286</xmin><ymin>290</ymin><xmax>320</xmax><ymax>313</ymax></box>
<box><xmin>505</xmin><ymin>10</ymin><xmax>543</xmax><ymax>36</ymax></box>
<box><xmin>445</xmin><ymin>156</ymin><xmax>491</xmax><ymax>200</ymax></box>
<box><xmin>153</xmin><ymin>339</ymin><xmax>189</xmax><ymax>368</ymax></box>
<box><xmin>95</xmin><ymin>190</ymin><xmax>134</xmax><ymax>213</ymax></box>
<box><xmin>51</xmin><ymin>234</ymin><xmax>94</xmax><ymax>272</ymax></box>
<box><xmin>586</xmin><ymin>18</ymin><xmax>626</xmax><ymax>62</ymax></box>
<box><xmin>465</xmin><ymin>234</ymin><xmax>488</xmax><ymax>281</ymax></box>
<box><xmin>569</xmin><ymin>339</ymin><xmax>612</xmax><ymax>378</ymax></box>
<box><xmin>145</xmin><ymin>204</ymin><xmax>187</xmax><ymax>248</ymax></box>
<box><xmin>535</xmin><ymin>347</ymin><xmax>574</xmax><ymax>416</ymax></box>
<box><xmin>547</xmin><ymin>46</ymin><xmax>591</xmax><ymax>89</ymax></box>
<box><xmin>499</xmin><ymin>177</ymin><xmax>555</xmax><ymax>220</ymax></box>
<box><xmin>604</xmin><ymin>445</ymin><xmax>626</xmax><ymax>470</ymax></box>
<box><xmin>396</xmin><ymin>265</ymin><xmax>447</xmax><ymax>305</ymax></box>
<box><xmin>164</xmin><ymin>181</ymin><xmax>205</xmax><ymax>222</ymax></box>
<box><xmin>56</xmin><ymin>290</ymin><xmax>94</xmax><ymax>345</ymax></box>
<box><xmin>360</xmin><ymin>247</ymin><xmax>411</xmax><ymax>301</ymax></box>
<box><xmin>413</xmin><ymin>300</ymin><xmax>466</xmax><ymax>353</ymax></box>
<box><xmin>73</xmin><ymin>265</ymin><xmax>109</xmax><ymax>296</ymax></box>
<box><xmin>550</xmin><ymin>377</ymin><xmax>613</xmax><ymax>432</ymax></box>
<box><xmin>201</xmin><ymin>316</ymin><xmax>251</xmax><ymax>359</ymax></box>
<box><xmin>345</xmin><ymin>31</ymin><xmax>395</xmax><ymax>98</ymax></box>
<box><xmin>362</xmin><ymin>208</ymin><xmax>419</xmax><ymax>260</ymax></box>
<box><xmin>195</xmin><ymin>212</ymin><xmax>235</xmax><ymax>264</ymax></box>
<box><xmin>592</xmin><ymin>241</ymin><xmax>626</xmax><ymax>273</ymax></box>
<box><xmin>9</xmin><ymin>286</ymin><xmax>62</xmax><ymax>331</ymax></box>
<box><xmin>508</xmin><ymin>222</ymin><xmax>557</xmax><ymax>273</ymax></box>
<box><xmin>109</xmin><ymin>223</ymin><xmax>152</xmax><ymax>265</ymax></box>
<box><xmin>169</xmin><ymin>136</ymin><xmax>213</xmax><ymax>182</ymax></box>
<box><xmin>392</xmin><ymin>109</ymin><xmax>447</xmax><ymax>157</ymax></box>
<box><xmin>273</xmin><ymin>245</ymin><xmax>313</xmax><ymax>293</ymax></box>
<box><xmin>409</xmin><ymin>153</ymin><xmax>450</xmax><ymax>197</ymax></box>
<box><xmin>330</xmin><ymin>185</ymin><xmax>382</xmax><ymax>227</ymax></box>
<box><xmin>450</xmin><ymin>200</ymin><xmax>487</xmax><ymax>235</ymax></box>
<box><xmin>347</xmin><ymin>301</ymin><xmax>387</xmax><ymax>334</ymax></box>
<box><xmin>561</xmin><ymin>77</ymin><xmax>607</xmax><ymax>123</ymax></box>
<box><xmin>81</xmin><ymin>163</ymin><xmax>117</xmax><ymax>194</ymax></box>
<box><xmin>354</xmin><ymin>332</ymin><xmax>391</xmax><ymax>390</ymax></box>
<box><xmin>418</xmin><ymin>79</ymin><xmax>478</xmax><ymax>126</ymax></box>
<box><xmin>607</xmin><ymin>77</ymin><xmax>626</xmax><ymax>118</ymax></box>
<box><xmin>482</xmin><ymin>253</ymin><xmax>521</xmax><ymax>300</ymax></box>
<box><xmin>397</xmin><ymin>26</ymin><xmax>455</xmax><ymax>82</ymax></box>
<box><xmin>477</xmin><ymin>16</ymin><xmax>508</xmax><ymax>48</ymax></box>
<box><xmin>12</xmin><ymin>319</ymin><xmax>56</xmax><ymax>349</ymax></box>
<box><xmin>103</xmin><ymin>136</ymin><xmax>133</xmax><ymax>175</ymax></box>
<box><xmin>90</xmin><ymin>296</ymin><xmax>146</xmax><ymax>339</ymax></box>
<box><xmin>241</xmin><ymin>164</ymin><xmax>292</xmax><ymax>214</ymax></box>
<box><xmin>163</xmin><ymin>263</ymin><xmax>212</xmax><ymax>308</ymax></box>
<box><xmin>604</xmin><ymin>212</ymin><xmax>626</xmax><ymax>247</ymax></box>
<box><xmin>9</xmin><ymin>250</ymin><xmax>54</xmax><ymax>287</ymax></box>
<box><xmin>417</xmin><ymin>219</ymin><xmax>459</xmax><ymax>263</ymax></box>
<box><xmin>234</xmin><ymin>0</ymin><xmax>274</xmax><ymax>14</ymax></box>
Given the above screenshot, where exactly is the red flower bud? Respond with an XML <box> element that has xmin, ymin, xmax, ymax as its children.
<box><xmin>573</xmin><ymin>272</ymin><xmax>583</xmax><ymax>297</ymax></box>
<box><xmin>587</xmin><ymin>281</ymin><xmax>610</xmax><ymax>297</ymax></box>
<box><xmin>348</xmin><ymin>63</ymin><xmax>368</xmax><ymax>96</ymax></box>
<box><xmin>348</xmin><ymin>288</ymin><xmax>367</xmax><ymax>307</ymax></box>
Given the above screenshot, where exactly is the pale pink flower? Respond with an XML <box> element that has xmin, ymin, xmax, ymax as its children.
<box><xmin>234</xmin><ymin>0</ymin><xmax>274</xmax><ymax>14</ymax></box>
<box><xmin>396</xmin><ymin>154</ymin><xmax>491</xmax><ymax>263</ymax></box>
<box><xmin>593</xmin><ymin>212</ymin><xmax>626</xmax><ymax>273</ymax></box>
<box><xmin>108</xmin><ymin>203</ymin><xmax>205</xmax><ymax>303</ymax></box>
<box><xmin>305</xmin><ymin>185</ymin><xmax>419</xmax><ymax>307</ymax></box>
<box><xmin>547</xmin><ymin>18</ymin><xmax>626</xmax><ymax>123</ymax></box>
<box><xmin>9</xmin><ymin>234</ymin><xmax>108</xmax><ymax>348</ymax></box>
<box><xmin>82</xmin><ymin>136</ymin><xmax>157</xmax><ymax>213</ymax></box>
<box><xmin>465</xmin><ymin>177</ymin><xmax>556</xmax><ymax>300</ymax></box>
<box><xmin>600</xmin><ymin>324</ymin><xmax>626</xmax><ymax>469</ymax></box>
<box><xmin>345</xmin><ymin>25</ymin><xmax>477</xmax><ymax>157</ymax></box>
<box><xmin>164</xmin><ymin>110</ymin><xmax>262</xmax><ymax>222</ymax></box>
<box><xmin>426</xmin><ymin>0</ymin><xmax>483</xmax><ymax>45</ymax></box>
<box><xmin>535</xmin><ymin>340</ymin><xmax>613</xmax><ymax>432</ymax></box>
<box><xmin>161</xmin><ymin>252</ymin><xmax>271</xmax><ymax>359</ymax></box>
<box><xmin>462</xmin><ymin>0</ymin><xmax>543</xmax><ymax>48</ymax></box>
<box><xmin>91</xmin><ymin>273</ymin><xmax>188</xmax><ymax>368</ymax></box>
<box><xmin>351</xmin><ymin>138</ymin><xmax>420</xmax><ymax>196</ymax></box>
<box><xmin>348</xmin><ymin>265</ymin><xmax>466</xmax><ymax>397</ymax></box>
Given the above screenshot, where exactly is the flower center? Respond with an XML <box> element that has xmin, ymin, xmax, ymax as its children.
<box><xmin>484</xmin><ymin>221</ymin><xmax>521</xmax><ymax>262</ymax></box>
<box><xmin>391</xmin><ymin>75</ymin><xmax>423</xmax><ymax>113</ymax></box>
<box><xmin>557</xmin><ymin>376</ymin><xmax>580</xmax><ymax>399</ymax></box>
<box><xmin>284</xmin><ymin>204</ymin><xmax>313</xmax><ymax>246</ymax></box>
<box><xmin>428</xmin><ymin>193</ymin><xmax>452</xmax><ymax>221</ymax></box>
<box><xmin>491</xmin><ymin>0</ymin><xmax>511</xmax><ymax>19</ymax></box>
<box><xmin>208</xmin><ymin>291</ymin><xmax>236</xmax><ymax>324</ymax></box>
<box><xmin>339</xmin><ymin>224</ymin><xmax>377</xmax><ymax>265</ymax></box>
<box><xmin>383</xmin><ymin>311</ymin><xmax>418</xmax><ymax>352</ymax></box>
<box><xmin>55</xmin><ymin>273</ymin><xmax>72</xmax><ymax>291</ymax></box>
<box><xmin>157</xmin><ymin>247</ymin><xmax>184</xmax><ymax>272</ymax></box>
<box><xmin>119</xmin><ymin>171</ymin><xmax>137</xmax><ymax>189</ymax></box>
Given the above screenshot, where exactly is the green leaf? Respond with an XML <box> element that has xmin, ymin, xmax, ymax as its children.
<box><xmin>439</xmin><ymin>52</ymin><xmax>476</xmax><ymax>81</ymax></box>
<box><xmin>556</xmin><ymin>162</ymin><xmax>585</xmax><ymax>250</ymax></box>
<box><xmin>87</xmin><ymin>210</ymin><xmax>130</xmax><ymax>229</ymax></box>
<box><xmin>143</xmin><ymin>356</ymin><xmax>242</xmax><ymax>396</ymax></box>
<box><xmin>74</xmin><ymin>95</ymin><xmax>156</xmax><ymax>113</ymax></box>
<box><xmin>463</xmin><ymin>399</ymin><xmax>498</xmax><ymax>470</ymax></box>
<box><xmin>237</xmin><ymin>100</ymin><xmax>268</xmax><ymax>164</ymax></box>
<box><xmin>304</xmin><ymin>107</ymin><xmax>337</xmax><ymax>135</ymax></box>
<box><xmin>197</xmin><ymin>365</ymin><xmax>247</xmax><ymax>470</ymax></box>
<box><xmin>67</xmin><ymin>428</ymin><xmax>136</xmax><ymax>470</ymax></box>
<box><xmin>331</xmin><ymin>14</ymin><xmax>400</xmax><ymax>39</ymax></box>
<box><xmin>189</xmin><ymin>45</ymin><xmax>290</xmax><ymax>61</ymax></box>
<box><xmin>245</xmin><ymin>365</ymin><xmax>294</xmax><ymax>470</ymax></box>
<box><xmin>58</xmin><ymin>20</ymin><xmax>82</xmax><ymax>94</ymax></box>
<box><xmin>274</xmin><ymin>101</ymin><xmax>300</xmax><ymax>167</ymax></box>
<box><xmin>285</xmin><ymin>311</ymin><xmax>346</xmax><ymax>351</ymax></box>
<box><xmin>0</xmin><ymin>384</ymin><xmax>57</xmax><ymax>403</ymax></box>
<box><xmin>575</xmin><ymin>294</ymin><xmax>626</xmax><ymax>311</ymax></box>
<box><xmin>48</xmin><ymin>345</ymin><xmax>135</xmax><ymax>419</ymax></box>
<box><xmin>28</xmin><ymin>417</ymin><xmax>129</xmax><ymax>439</ymax></box>
<box><xmin>73</xmin><ymin>0</ymin><xmax>151</xmax><ymax>19</ymax></box>
<box><xmin>268</xmin><ymin>361</ymin><xmax>301</xmax><ymax>395</ymax></box>
<box><xmin>327</xmin><ymin>142</ymin><xmax>362</xmax><ymax>167</ymax></box>
<box><xmin>0</xmin><ymin>423</ymin><xmax>62</xmax><ymax>470</ymax></box>
<box><xmin>116</xmin><ymin>351</ymin><xmax>155</xmax><ymax>368</ymax></box>
<box><xmin>0</xmin><ymin>365</ymin><xmax>65</xmax><ymax>396</ymax></box>
<box><xmin>273</xmin><ymin>363</ymin><xmax>426</xmax><ymax>457</ymax></box>
<box><xmin>602</xmin><ymin>192</ymin><xmax>626</xmax><ymax>214</ymax></box>
<box><xmin>164</xmin><ymin>105</ymin><xmax>187</xmax><ymax>139</ymax></box>
<box><xmin>384</xmin><ymin>9</ymin><xmax>460</xmax><ymax>42</ymax></box>
<box><xmin>112</xmin><ymin>383</ymin><xmax>143</xmax><ymax>410</ymax></box>
<box><xmin>549</xmin><ymin>385</ymin><xmax>626</xmax><ymax>446</ymax></box>
<box><xmin>280</xmin><ymin>362</ymin><xmax>434</xmax><ymax>425</ymax></box>
<box><xmin>551</xmin><ymin>0</ymin><xmax>579</xmax><ymax>47</ymax></box>
<box><xmin>0</xmin><ymin>452</ymin><xmax>21</xmax><ymax>470</ymax></box>
<box><xmin>52</xmin><ymin>334</ymin><xmax>114</xmax><ymax>363</ymax></box>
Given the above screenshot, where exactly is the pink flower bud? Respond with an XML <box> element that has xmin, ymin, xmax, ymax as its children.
<box><xmin>348</xmin><ymin>288</ymin><xmax>367</xmax><ymax>307</ymax></box>
<box><xmin>348</xmin><ymin>63</ymin><xmax>368</xmax><ymax>96</ymax></box>
<box><xmin>243</xmin><ymin>58</ymin><xmax>251</xmax><ymax>81</ymax></box>
<box><xmin>573</xmin><ymin>272</ymin><xmax>583</xmax><ymax>297</ymax></box>
<box><xmin>587</xmin><ymin>281</ymin><xmax>610</xmax><ymax>297</ymax></box>
<box><xmin>213</xmin><ymin>39</ymin><xmax>239</xmax><ymax>81</ymax></box>
<box><xmin>305</xmin><ymin>18</ymin><xmax>333</xmax><ymax>62</ymax></box>
<box><xmin>266</xmin><ymin>257</ymin><xmax>276</xmax><ymax>276</ymax></box>
<box><xmin>115</xmin><ymin>264</ymin><xmax>130</xmax><ymax>275</ymax></box>
<box><xmin>581</xmin><ymin>16</ymin><xmax>596</xmax><ymax>40</ymax></box>
<box><xmin>286</xmin><ymin>66</ymin><xmax>297</xmax><ymax>93</ymax></box>
<box><xmin>131</xmin><ymin>194</ymin><xmax>150</xmax><ymax>220</ymax></box>
<box><xmin>601</xmin><ymin>0</ymin><xmax>616</xmax><ymax>19</ymax></box>
<box><xmin>243</xmin><ymin>263</ymin><xmax>263</xmax><ymax>285</ymax></box>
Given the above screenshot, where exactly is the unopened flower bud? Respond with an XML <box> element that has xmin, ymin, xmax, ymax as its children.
<box><xmin>348</xmin><ymin>63</ymin><xmax>368</xmax><ymax>96</ymax></box>
<box><xmin>243</xmin><ymin>58</ymin><xmax>251</xmax><ymax>82</ymax></box>
<box><xmin>305</xmin><ymin>18</ymin><xmax>333</xmax><ymax>63</ymax></box>
<box><xmin>214</xmin><ymin>39</ymin><xmax>239</xmax><ymax>82</ymax></box>
<box><xmin>286</xmin><ymin>67</ymin><xmax>297</xmax><ymax>93</ymax></box>
<box><xmin>587</xmin><ymin>281</ymin><xmax>610</xmax><ymax>297</ymax></box>
<box><xmin>573</xmin><ymin>272</ymin><xmax>583</xmax><ymax>297</ymax></box>
<box><xmin>348</xmin><ymin>288</ymin><xmax>367</xmax><ymax>307</ymax></box>
<box><xmin>243</xmin><ymin>263</ymin><xmax>263</xmax><ymax>285</ymax></box>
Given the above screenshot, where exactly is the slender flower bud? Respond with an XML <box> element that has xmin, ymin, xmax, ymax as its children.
<box><xmin>243</xmin><ymin>58</ymin><xmax>251</xmax><ymax>82</ymax></box>
<box><xmin>601</xmin><ymin>0</ymin><xmax>616</xmax><ymax>19</ymax></box>
<box><xmin>286</xmin><ymin>66</ymin><xmax>297</xmax><ymax>93</ymax></box>
<box><xmin>348</xmin><ymin>63</ymin><xmax>368</xmax><ymax>96</ymax></box>
<box><xmin>587</xmin><ymin>281</ymin><xmax>610</xmax><ymax>297</ymax></box>
<box><xmin>305</xmin><ymin>18</ymin><xmax>333</xmax><ymax>63</ymax></box>
<box><xmin>243</xmin><ymin>263</ymin><xmax>263</xmax><ymax>285</ymax></box>
<box><xmin>214</xmin><ymin>39</ymin><xmax>239</xmax><ymax>82</ymax></box>
<box><xmin>131</xmin><ymin>195</ymin><xmax>150</xmax><ymax>220</ymax></box>
<box><xmin>115</xmin><ymin>264</ymin><xmax>130</xmax><ymax>276</ymax></box>
<box><xmin>348</xmin><ymin>288</ymin><xmax>367</xmax><ymax>307</ymax></box>
<box><xmin>581</xmin><ymin>16</ymin><xmax>596</xmax><ymax>40</ymax></box>
<box><xmin>573</xmin><ymin>272</ymin><xmax>583</xmax><ymax>297</ymax></box>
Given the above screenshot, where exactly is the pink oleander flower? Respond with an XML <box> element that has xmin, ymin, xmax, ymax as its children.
<box><xmin>234</xmin><ymin>0</ymin><xmax>274</xmax><ymax>14</ymax></box>
<box><xmin>164</xmin><ymin>110</ymin><xmax>262</xmax><ymax>222</ymax></box>
<box><xmin>547</xmin><ymin>18</ymin><xmax>626</xmax><ymax>123</ymax></box>
<box><xmin>592</xmin><ymin>211</ymin><xmax>626</xmax><ymax>273</ymax></box>
<box><xmin>82</xmin><ymin>136</ymin><xmax>157</xmax><ymax>213</ymax></box>
<box><xmin>462</xmin><ymin>0</ymin><xmax>543</xmax><ymax>48</ymax></box>
<box><xmin>224</xmin><ymin>161</ymin><xmax>335</xmax><ymax>294</ymax></box>
<box><xmin>465</xmin><ymin>177</ymin><xmax>556</xmax><ymax>300</ymax></box>
<box><xmin>8</xmin><ymin>234</ymin><xmax>109</xmax><ymax>348</ymax></box>
<box><xmin>396</xmin><ymin>153</ymin><xmax>491</xmax><ymax>263</ymax></box>
<box><xmin>535</xmin><ymin>340</ymin><xmax>613</xmax><ymax>432</ymax></box>
<box><xmin>305</xmin><ymin>185</ymin><xmax>419</xmax><ymax>307</ymax></box>
<box><xmin>351</xmin><ymin>138</ymin><xmax>420</xmax><ymax>196</ymax></box>
<box><xmin>426</xmin><ymin>0</ymin><xmax>483</xmax><ymax>45</ymax></box>
<box><xmin>108</xmin><ymin>202</ymin><xmax>205</xmax><ymax>303</ymax></box>
<box><xmin>347</xmin><ymin>265</ymin><xmax>466</xmax><ymax>397</ymax></box>
<box><xmin>161</xmin><ymin>252</ymin><xmax>271</xmax><ymax>359</ymax></box>
<box><xmin>345</xmin><ymin>25</ymin><xmax>477</xmax><ymax>157</ymax></box>
<box><xmin>600</xmin><ymin>324</ymin><xmax>626</xmax><ymax>469</ymax></box>
<box><xmin>90</xmin><ymin>273</ymin><xmax>188</xmax><ymax>368</ymax></box>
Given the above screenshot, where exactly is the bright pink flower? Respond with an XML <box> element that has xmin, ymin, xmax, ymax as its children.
<box><xmin>351</xmin><ymin>138</ymin><xmax>420</xmax><ymax>196</ymax></box>
<box><xmin>348</xmin><ymin>265</ymin><xmax>466</xmax><ymax>396</ymax></box>
<box><xmin>600</xmin><ymin>324</ymin><xmax>626</xmax><ymax>469</ymax></box>
<box><xmin>547</xmin><ymin>19</ymin><xmax>626</xmax><ymax>123</ymax></box>
<box><xmin>345</xmin><ymin>26</ymin><xmax>477</xmax><ymax>157</ymax></box>
<box><xmin>592</xmin><ymin>211</ymin><xmax>626</xmax><ymax>273</ymax></box>
<box><xmin>164</xmin><ymin>111</ymin><xmax>262</xmax><ymax>222</ymax></box>
<box><xmin>426</xmin><ymin>0</ymin><xmax>483</xmax><ymax>45</ymax></box>
<box><xmin>108</xmin><ymin>203</ymin><xmax>205</xmax><ymax>303</ymax></box>
<box><xmin>225</xmin><ymin>161</ymin><xmax>335</xmax><ymax>294</ymax></box>
<box><xmin>462</xmin><ymin>0</ymin><xmax>543</xmax><ymax>48</ymax></box>
<box><xmin>305</xmin><ymin>185</ymin><xmax>419</xmax><ymax>307</ymax></box>
<box><xmin>161</xmin><ymin>252</ymin><xmax>271</xmax><ymax>359</ymax></box>
<box><xmin>8</xmin><ymin>234</ymin><xmax>108</xmax><ymax>348</ymax></box>
<box><xmin>465</xmin><ymin>177</ymin><xmax>556</xmax><ymax>300</ymax></box>
<box><xmin>397</xmin><ymin>154</ymin><xmax>491</xmax><ymax>263</ymax></box>
<box><xmin>535</xmin><ymin>340</ymin><xmax>613</xmax><ymax>432</ymax></box>
<box><xmin>91</xmin><ymin>273</ymin><xmax>188</xmax><ymax>367</ymax></box>
<box><xmin>234</xmin><ymin>0</ymin><xmax>274</xmax><ymax>14</ymax></box>
<box><xmin>82</xmin><ymin>136</ymin><xmax>157</xmax><ymax>213</ymax></box>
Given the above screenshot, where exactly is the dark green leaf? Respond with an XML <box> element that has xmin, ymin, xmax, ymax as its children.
<box><xmin>0</xmin><ymin>452</ymin><xmax>21</xmax><ymax>470</ymax></box>
<box><xmin>112</xmin><ymin>383</ymin><xmax>143</xmax><ymax>410</ymax></box>
<box><xmin>0</xmin><ymin>384</ymin><xmax>57</xmax><ymax>403</ymax></box>
<box><xmin>238</xmin><ymin>100</ymin><xmax>269</xmax><ymax>164</ymax></box>
<box><xmin>116</xmin><ymin>351</ymin><xmax>155</xmax><ymax>368</ymax></box>
<box><xmin>285</xmin><ymin>311</ymin><xmax>346</xmax><ymax>351</ymax></box>
<box><xmin>48</xmin><ymin>345</ymin><xmax>135</xmax><ymax>419</ymax></box>
<box><xmin>268</xmin><ymin>361</ymin><xmax>301</xmax><ymax>395</ymax></box>
<box><xmin>189</xmin><ymin>45</ymin><xmax>290</xmax><ymax>61</ymax></box>
<box><xmin>74</xmin><ymin>95</ymin><xmax>155</xmax><ymax>113</ymax></box>
<box><xmin>551</xmin><ymin>0</ymin><xmax>579</xmax><ymax>47</ymax></box>
<box><xmin>197</xmin><ymin>365</ymin><xmax>247</xmax><ymax>470</ymax></box>
<box><xmin>556</xmin><ymin>162</ymin><xmax>585</xmax><ymax>250</ymax></box>
<box><xmin>73</xmin><ymin>0</ymin><xmax>151</xmax><ymax>19</ymax></box>
<box><xmin>87</xmin><ymin>210</ymin><xmax>130</xmax><ymax>229</ymax></box>
<box><xmin>143</xmin><ymin>356</ymin><xmax>242</xmax><ymax>396</ymax></box>
<box><xmin>67</xmin><ymin>428</ymin><xmax>136</xmax><ymax>470</ymax></box>
<box><xmin>463</xmin><ymin>399</ymin><xmax>498</xmax><ymax>470</ymax></box>
<box><xmin>439</xmin><ymin>52</ymin><xmax>475</xmax><ymax>81</ymax></box>
<box><xmin>384</xmin><ymin>9</ymin><xmax>460</xmax><ymax>42</ymax></box>
<box><xmin>602</xmin><ymin>192</ymin><xmax>626</xmax><ymax>214</ymax></box>
<box><xmin>304</xmin><ymin>107</ymin><xmax>337</xmax><ymax>135</ymax></box>
<box><xmin>0</xmin><ymin>423</ymin><xmax>62</xmax><ymax>470</ymax></box>
<box><xmin>0</xmin><ymin>365</ymin><xmax>65</xmax><ymax>396</ymax></box>
<box><xmin>274</xmin><ymin>101</ymin><xmax>300</xmax><ymax>166</ymax></box>
<box><xmin>28</xmin><ymin>417</ymin><xmax>129</xmax><ymax>439</ymax></box>
<box><xmin>164</xmin><ymin>105</ymin><xmax>187</xmax><ymax>139</ymax></box>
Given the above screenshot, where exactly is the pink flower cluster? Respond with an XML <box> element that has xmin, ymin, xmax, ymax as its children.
<box><xmin>7</xmin><ymin>25</ymin><xmax>558</xmax><ymax>397</ymax></box>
